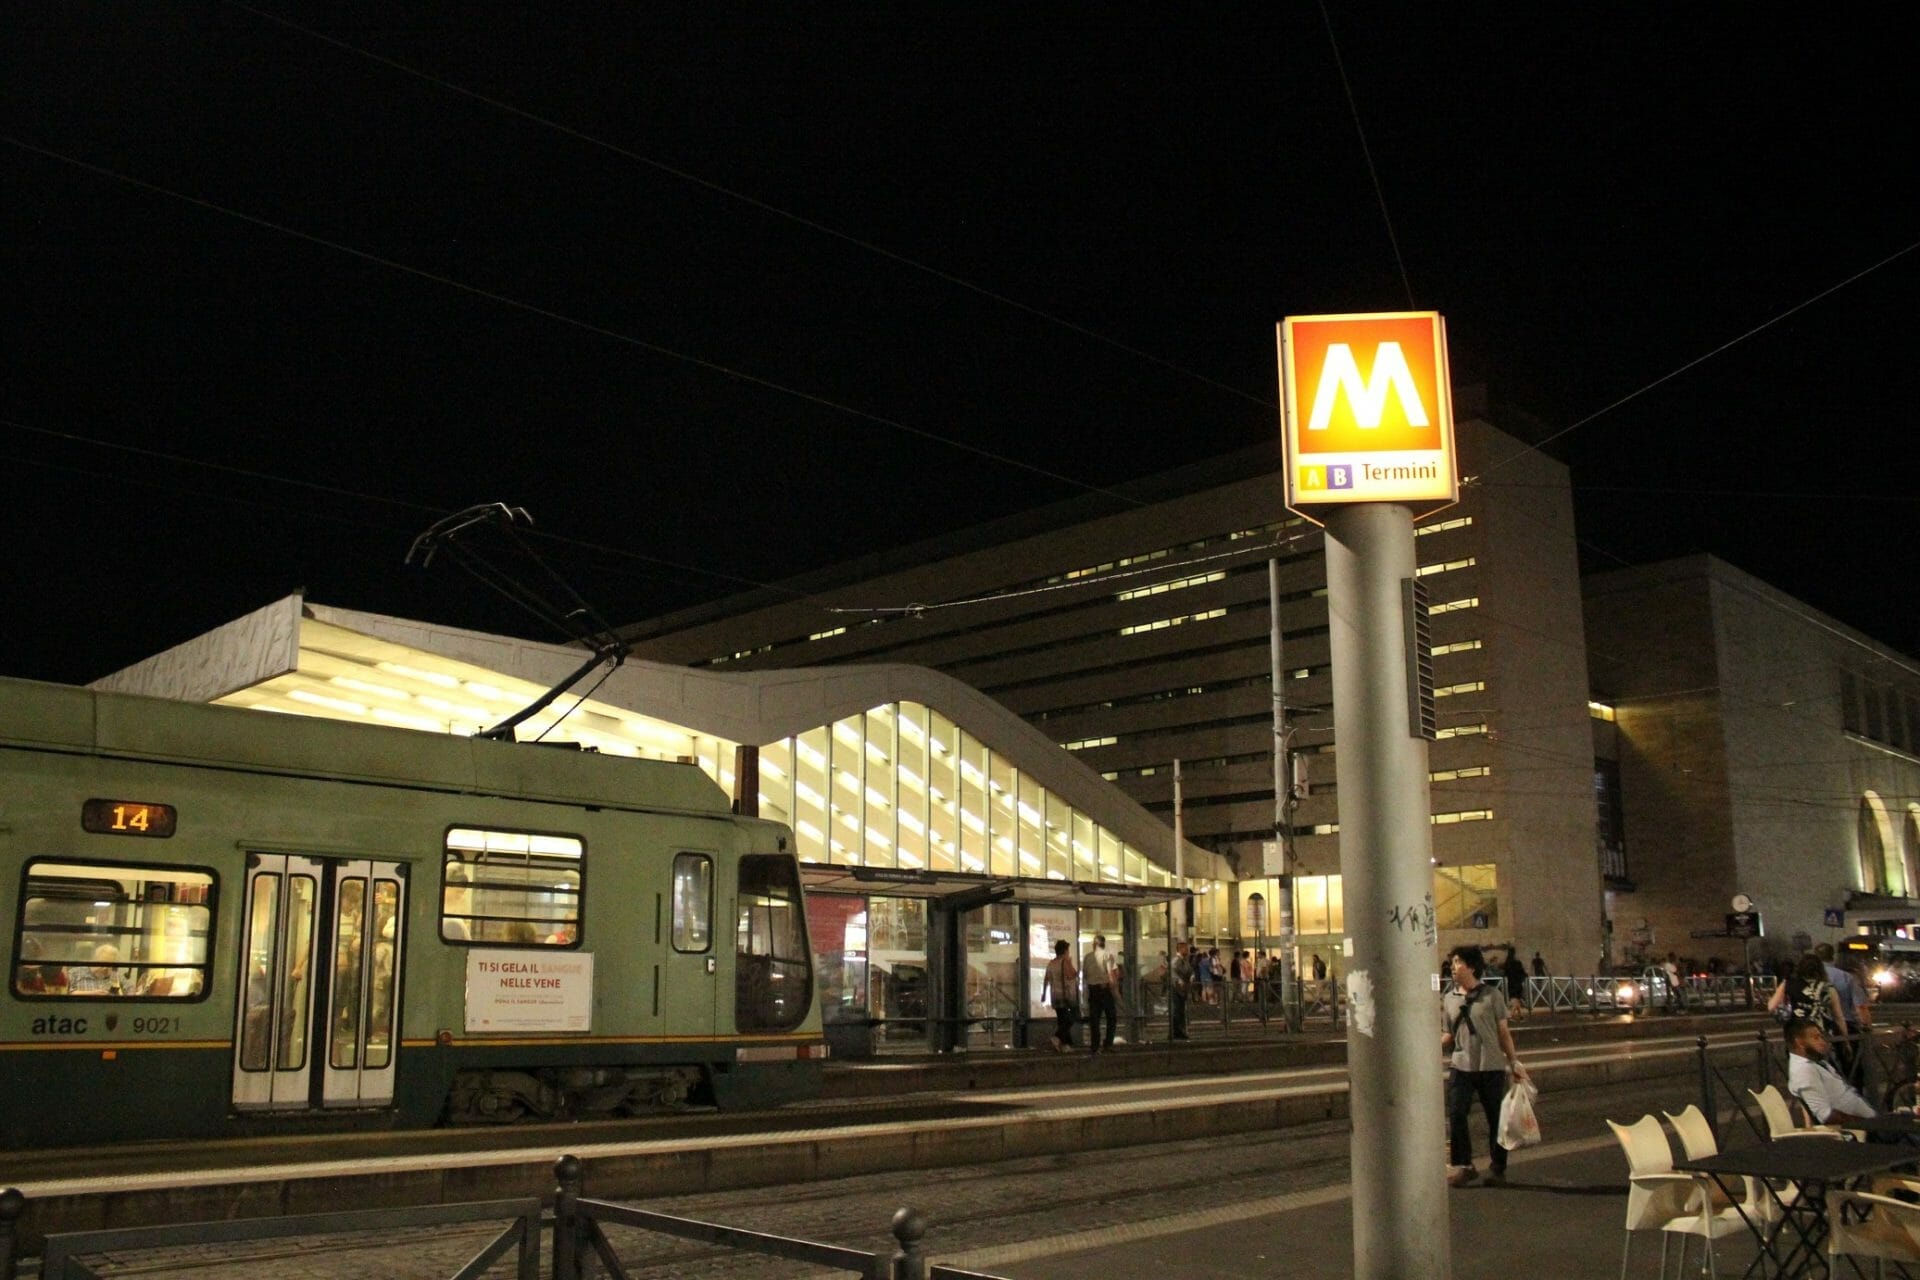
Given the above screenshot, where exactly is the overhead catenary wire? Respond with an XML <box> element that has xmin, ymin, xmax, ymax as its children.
<box><xmin>0</xmin><ymin>135</ymin><xmax>1149</xmax><ymax>513</ymax></box>
<box><xmin>225</xmin><ymin>1</ymin><xmax>1272</xmax><ymax>412</ymax></box>
<box><xmin>1480</xmin><ymin>237</ymin><xmax>1920</xmax><ymax>476</ymax></box>
<box><xmin>1317</xmin><ymin>0</ymin><xmax>1417</xmax><ymax>311</ymax></box>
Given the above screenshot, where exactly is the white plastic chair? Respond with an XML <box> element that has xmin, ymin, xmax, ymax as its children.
<box><xmin>1751</xmin><ymin>1084</ymin><xmax>1845</xmax><ymax>1141</ymax></box>
<box><xmin>1664</xmin><ymin>1105</ymin><xmax>1785</xmax><ymax>1224</ymax></box>
<box><xmin>1609</xmin><ymin>1115</ymin><xmax>1748</xmax><ymax>1278</ymax></box>
<box><xmin>1829</xmin><ymin>1189</ymin><xmax>1920</xmax><ymax>1278</ymax></box>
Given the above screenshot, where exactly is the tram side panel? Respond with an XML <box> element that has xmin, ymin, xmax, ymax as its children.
<box><xmin>4</xmin><ymin>729</ymin><xmax>820</xmax><ymax>1149</ymax></box>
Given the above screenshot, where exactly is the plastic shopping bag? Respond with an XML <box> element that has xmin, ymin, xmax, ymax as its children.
<box><xmin>1498</xmin><ymin>1076</ymin><xmax>1542</xmax><ymax>1149</ymax></box>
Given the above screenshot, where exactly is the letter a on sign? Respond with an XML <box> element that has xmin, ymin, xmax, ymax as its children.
<box><xmin>1276</xmin><ymin>311</ymin><xmax>1458</xmax><ymax>520</ymax></box>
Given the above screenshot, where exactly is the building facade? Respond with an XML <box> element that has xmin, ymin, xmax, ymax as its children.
<box><xmin>624</xmin><ymin>401</ymin><xmax>1605</xmax><ymax>975</ymax></box>
<box><xmin>1585</xmin><ymin>555</ymin><xmax>1920</xmax><ymax>966</ymax></box>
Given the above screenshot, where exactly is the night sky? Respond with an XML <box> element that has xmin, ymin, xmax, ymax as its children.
<box><xmin>5</xmin><ymin>7</ymin><xmax>1916</xmax><ymax>686</ymax></box>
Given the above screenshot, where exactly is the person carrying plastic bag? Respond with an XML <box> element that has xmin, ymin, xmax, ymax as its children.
<box><xmin>1498</xmin><ymin>1074</ymin><xmax>1542</xmax><ymax>1149</ymax></box>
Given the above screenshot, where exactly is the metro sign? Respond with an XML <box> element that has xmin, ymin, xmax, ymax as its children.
<box><xmin>1277</xmin><ymin>311</ymin><xmax>1458</xmax><ymax>518</ymax></box>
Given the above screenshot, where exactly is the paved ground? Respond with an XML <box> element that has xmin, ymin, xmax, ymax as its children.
<box><xmin>37</xmin><ymin>1041</ymin><xmax>1754</xmax><ymax>1278</ymax></box>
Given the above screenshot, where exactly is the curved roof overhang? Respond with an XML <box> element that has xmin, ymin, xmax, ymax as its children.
<box><xmin>93</xmin><ymin>594</ymin><xmax>1231</xmax><ymax>883</ymax></box>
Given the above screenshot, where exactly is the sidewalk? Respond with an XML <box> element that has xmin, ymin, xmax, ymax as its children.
<box><xmin>943</xmin><ymin>1132</ymin><xmax>1717</xmax><ymax>1280</ymax></box>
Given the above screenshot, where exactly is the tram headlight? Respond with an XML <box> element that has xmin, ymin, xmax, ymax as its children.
<box><xmin>1874</xmin><ymin>967</ymin><xmax>1897</xmax><ymax>988</ymax></box>
<box><xmin>1616</xmin><ymin>982</ymin><xmax>1638</xmax><ymax>1005</ymax></box>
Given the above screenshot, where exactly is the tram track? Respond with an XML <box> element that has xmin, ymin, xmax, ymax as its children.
<box><xmin>3</xmin><ymin>1023</ymin><xmax>1765</xmax><ymax>1264</ymax></box>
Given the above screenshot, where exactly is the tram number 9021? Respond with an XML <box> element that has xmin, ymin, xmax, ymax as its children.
<box><xmin>131</xmin><ymin>1016</ymin><xmax>182</xmax><ymax>1034</ymax></box>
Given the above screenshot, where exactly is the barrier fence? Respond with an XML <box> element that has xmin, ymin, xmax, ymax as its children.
<box><xmin>0</xmin><ymin>1157</ymin><xmax>1012</xmax><ymax>1280</ymax></box>
<box><xmin>1694</xmin><ymin>1021</ymin><xmax>1920</xmax><ymax>1147</ymax></box>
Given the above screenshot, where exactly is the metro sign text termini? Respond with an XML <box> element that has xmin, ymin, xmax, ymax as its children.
<box><xmin>1277</xmin><ymin>311</ymin><xmax>1458</xmax><ymax>517</ymax></box>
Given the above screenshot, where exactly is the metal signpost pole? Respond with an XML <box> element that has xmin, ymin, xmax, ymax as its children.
<box><xmin>1277</xmin><ymin>310</ymin><xmax>1457</xmax><ymax>1280</ymax></box>
<box><xmin>1325</xmin><ymin>501</ymin><xmax>1447</xmax><ymax>1280</ymax></box>
<box><xmin>1270</xmin><ymin>558</ymin><xmax>1302</xmax><ymax>1031</ymax></box>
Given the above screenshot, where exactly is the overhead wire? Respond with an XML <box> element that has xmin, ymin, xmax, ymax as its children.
<box><xmin>1480</xmin><ymin>237</ymin><xmax>1920</xmax><ymax>476</ymax></box>
<box><xmin>225</xmin><ymin>2</ymin><xmax>1273</xmax><ymax>411</ymax></box>
<box><xmin>1316</xmin><ymin>0</ymin><xmax>1416</xmax><ymax>310</ymax></box>
<box><xmin>1</xmin><ymin>134</ymin><xmax>1148</xmax><ymax>511</ymax></box>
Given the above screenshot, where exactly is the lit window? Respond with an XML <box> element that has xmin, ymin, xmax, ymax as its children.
<box><xmin>14</xmin><ymin>860</ymin><xmax>215</xmax><ymax>1000</ymax></box>
<box><xmin>1432</xmin><ymin>640</ymin><xmax>1483</xmax><ymax>656</ymax></box>
<box><xmin>1588</xmin><ymin>701</ymin><xmax>1617</xmax><ymax>722</ymax></box>
<box><xmin>1116</xmin><ymin>571</ymin><xmax>1225</xmax><ymax>602</ymax></box>
<box><xmin>1436</xmin><ymin>723</ymin><xmax>1489</xmax><ymax>740</ymax></box>
<box><xmin>1434</xmin><ymin>681</ymin><xmax>1486</xmax><ymax>698</ymax></box>
<box><xmin>1119</xmin><ymin>608</ymin><xmax>1226</xmax><ymax>637</ymax></box>
<box><xmin>1416</xmin><ymin>516</ymin><xmax>1474</xmax><ymax>536</ymax></box>
<box><xmin>442</xmin><ymin>828</ymin><xmax>583</xmax><ymax>946</ymax></box>
<box><xmin>1415</xmin><ymin>557</ymin><xmax>1477</xmax><ymax>577</ymax></box>
<box><xmin>1429</xmin><ymin>597</ymin><xmax>1480</xmax><ymax>615</ymax></box>
<box><xmin>809</xmin><ymin>626</ymin><xmax>847</xmax><ymax>642</ymax></box>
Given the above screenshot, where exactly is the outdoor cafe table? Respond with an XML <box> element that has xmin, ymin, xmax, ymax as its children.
<box><xmin>1677</xmin><ymin>1140</ymin><xmax>1920</xmax><ymax>1278</ymax></box>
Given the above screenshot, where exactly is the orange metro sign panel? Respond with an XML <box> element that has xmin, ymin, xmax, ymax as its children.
<box><xmin>1277</xmin><ymin>311</ymin><xmax>1457</xmax><ymax>516</ymax></box>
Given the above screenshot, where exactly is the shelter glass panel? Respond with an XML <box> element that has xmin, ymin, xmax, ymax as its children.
<box><xmin>964</xmin><ymin>901</ymin><xmax>1020</xmax><ymax>1049</ymax></box>
<box><xmin>870</xmin><ymin>895</ymin><xmax>929</xmax><ymax>1041</ymax></box>
<box><xmin>805</xmin><ymin>892</ymin><xmax>869</xmax><ymax>1016</ymax></box>
<box><xmin>862</xmin><ymin>708</ymin><xmax>896</xmax><ymax>867</ymax></box>
<box><xmin>1028</xmin><ymin>905</ymin><xmax>1076</xmax><ymax>1021</ymax></box>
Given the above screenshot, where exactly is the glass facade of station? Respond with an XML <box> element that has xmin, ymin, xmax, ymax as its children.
<box><xmin>753</xmin><ymin>700</ymin><xmax>1174</xmax><ymax>888</ymax></box>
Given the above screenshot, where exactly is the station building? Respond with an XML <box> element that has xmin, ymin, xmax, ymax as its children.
<box><xmin>1585</xmin><ymin>554</ymin><xmax>1920</xmax><ymax>967</ymax></box>
<box><xmin>94</xmin><ymin>593</ymin><xmax>1227</xmax><ymax>1051</ymax></box>
<box><xmin>617</xmin><ymin>394</ymin><xmax>1606</xmax><ymax>978</ymax></box>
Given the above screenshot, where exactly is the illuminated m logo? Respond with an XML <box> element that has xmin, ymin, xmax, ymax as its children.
<box><xmin>1306</xmin><ymin>342</ymin><xmax>1430</xmax><ymax>431</ymax></box>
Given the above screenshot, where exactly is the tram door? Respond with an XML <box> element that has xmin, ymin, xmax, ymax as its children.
<box><xmin>232</xmin><ymin>855</ymin><xmax>406</xmax><ymax>1112</ymax></box>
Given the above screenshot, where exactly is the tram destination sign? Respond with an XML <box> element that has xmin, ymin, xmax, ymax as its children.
<box><xmin>1276</xmin><ymin>311</ymin><xmax>1458</xmax><ymax>519</ymax></box>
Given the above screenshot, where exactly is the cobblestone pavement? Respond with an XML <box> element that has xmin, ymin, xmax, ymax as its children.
<box><xmin>44</xmin><ymin>1064</ymin><xmax>1712</xmax><ymax>1278</ymax></box>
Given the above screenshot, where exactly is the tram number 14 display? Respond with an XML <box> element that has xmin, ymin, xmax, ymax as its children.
<box><xmin>81</xmin><ymin>798</ymin><xmax>178</xmax><ymax>838</ymax></box>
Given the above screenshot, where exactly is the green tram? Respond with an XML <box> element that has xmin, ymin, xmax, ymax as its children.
<box><xmin>0</xmin><ymin>676</ymin><xmax>822</xmax><ymax>1149</ymax></box>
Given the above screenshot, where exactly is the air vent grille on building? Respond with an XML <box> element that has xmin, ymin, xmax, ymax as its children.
<box><xmin>1403</xmin><ymin>577</ymin><xmax>1436</xmax><ymax>740</ymax></box>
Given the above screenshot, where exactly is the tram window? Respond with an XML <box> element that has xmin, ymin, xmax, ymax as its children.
<box><xmin>13</xmin><ymin>860</ymin><xmax>214</xmax><ymax>1000</ymax></box>
<box><xmin>735</xmin><ymin>854</ymin><xmax>812</xmax><ymax>1031</ymax></box>
<box><xmin>672</xmin><ymin>854</ymin><xmax>713</xmax><ymax>952</ymax></box>
<box><xmin>441</xmin><ymin>828</ymin><xmax>582</xmax><ymax>946</ymax></box>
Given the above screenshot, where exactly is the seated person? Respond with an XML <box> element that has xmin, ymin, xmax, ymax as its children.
<box><xmin>1787</xmin><ymin>1017</ymin><xmax>1916</xmax><ymax>1138</ymax></box>
<box><xmin>68</xmin><ymin>943</ymin><xmax>131</xmax><ymax>995</ymax></box>
<box><xmin>15</xmin><ymin>936</ymin><xmax>67</xmax><ymax>994</ymax></box>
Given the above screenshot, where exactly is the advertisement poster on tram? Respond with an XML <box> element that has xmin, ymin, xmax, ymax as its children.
<box><xmin>464</xmin><ymin>949</ymin><xmax>594</xmax><ymax>1032</ymax></box>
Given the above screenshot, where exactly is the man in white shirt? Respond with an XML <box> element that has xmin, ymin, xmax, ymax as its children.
<box><xmin>1786</xmin><ymin>1018</ymin><xmax>1881</xmax><ymax>1124</ymax></box>
<box><xmin>1083</xmin><ymin>934</ymin><xmax>1120</xmax><ymax>1055</ymax></box>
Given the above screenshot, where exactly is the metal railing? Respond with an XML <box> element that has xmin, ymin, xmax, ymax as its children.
<box><xmin>30</xmin><ymin>1193</ymin><xmax>542</xmax><ymax>1280</ymax></box>
<box><xmin>1694</xmin><ymin>1022</ymin><xmax>1918</xmax><ymax>1147</ymax></box>
<box><xmin>552</xmin><ymin>1155</ymin><xmax>1009</xmax><ymax>1280</ymax></box>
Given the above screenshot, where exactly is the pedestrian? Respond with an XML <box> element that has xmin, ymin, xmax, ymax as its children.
<box><xmin>1196</xmin><ymin>948</ymin><xmax>1216</xmax><ymax>1004</ymax></box>
<box><xmin>1530</xmin><ymin>951</ymin><xmax>1546</xmax><ymax>978</ymax></box>
<box><xmin>1661</xmin><ymin>951</ymin><xmax>1683</xmax><ymax>1012</ymax></box>
<box><xmin>1768</xmin><ymin>953</ymin><xmax>1846</xmax><ymax>1048</ymax></box>
<box><xmin>1169</xmin><ymin>940</ymin><xmax>1193</xmax><ymax>1041</ymax></box>
<box><xmin>1083</xmin><ymin>933</ymin><xmax>1119</xmax><ymax>1054</ymax></box>
<box><xmin>1040</xmin><ymin>939</ymin><xmax>1079</xmax><ymax>1052</ymax></box>
<box><xmin>1501</xmin><ymin>949</ymin><xmax>1529</xmax><ymax>1018</ymax></box>
<box><xmin>1442</xmin><ymin>944</ymin><xmax>1528</xmax><ymax>1188</ymax></box>
<box><xmin>1311</xmin><ymin>953</ymin><xmax>1328</xmax><ymax>982</ymax></box>
<box><xmin>1832</xmin><ymin>953</ymin><xmax>1874</xmax><ymax>1085</ymax></box>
